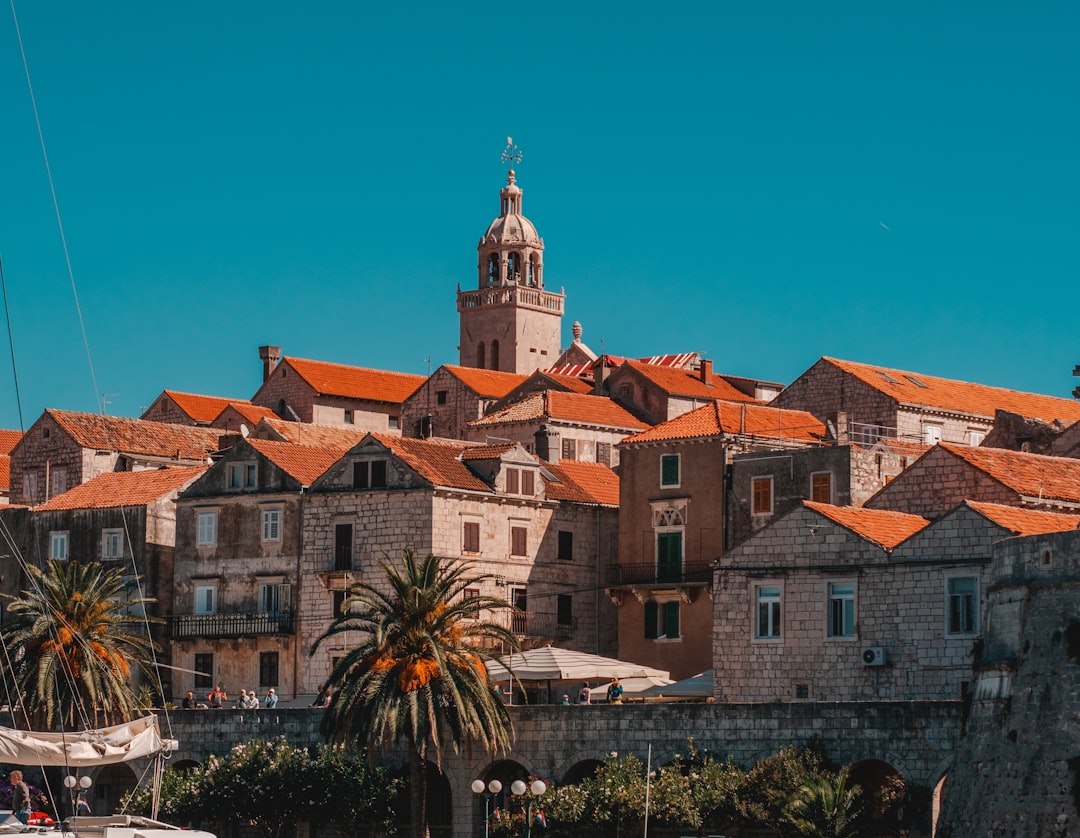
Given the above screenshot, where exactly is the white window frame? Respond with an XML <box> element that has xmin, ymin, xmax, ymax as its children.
<box><xmin>262</xmin><ymin>508</ymin><xmax>282</xmax><ymax>542</ymax></box>
<box><xmin>102</xmin><ymin>528</ymin><xmax>124</xmax><ymax>560</ymax></box>
<box><xmin>194</xmin><ymin>584</ymin><xmax>217</xmax><ymax>614</ymax></box>
<box><xmin>945</xmin><ymin>574</ymin><xmax>979</xmax><ymax>636</ymax></box>
<box><xmin>754</xmin><ymin>583</ymin><xmax>782</xmax><ymax>641</ymax></box>
<box><xmin>968</xmin><ymin>429</ymin><xmax>985</xmax><ymax>446</ymax></box>
<box><xmin>50</xmin><ymin>468</ymin><xmax>67</xmax><ymax>498</ymax></box>
<box><xmin>923</xmin><ymin>423</ymin><xmax>943</xmax><ymax>445</ymax></box>
<box><xmin>751</xmin><ymin>475</ymin><xmax>774</xmax><ymax>516</ymax></box>
<box><xmin>226</xmin><ymin>461</ymin><xmax>257</xmax><ymax>491</ymax></box>
<box><xmin>258</xmin><ymin>582</ymin><xmax>290</xmax><ymax>613</ymax></box>
<box><xmin>660</xmin><ymin>453</ymin><xmax>681</xmax><ymax>488</ymax></box>
<box><xmin>826</xmin><ymin>580</ymin><xmax>856</xmax><ymax>639</ymax></box>
<box><xmin>197</xmin><ymin>510</ymin><xmax>217</xmax><ymax>547</ymax></box>
<box><xmin>50</xmin><ymin>531</ymin><xmax>69</xmax><ymax>561</ymax></box>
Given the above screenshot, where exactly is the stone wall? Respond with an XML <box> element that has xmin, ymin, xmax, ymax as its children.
<box><xmin>9</xmin><ymin>413</ymin><xmax>105</xmax><ymax>505</ymax></box>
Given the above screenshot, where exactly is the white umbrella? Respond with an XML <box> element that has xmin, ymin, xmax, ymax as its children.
<box><xmin>640</xmin><ymin>669</ymin><xmax>715</xmax><ymax>700</ymax></box>
<box><xmin>593</xmin><ymin>674</ymin><xmax>674</xmax><ymax>699</ymax></box>
<box><xmin>484</xmin><ymin>645</ymin><xmax>669</xmax><ymax>682</ymax></box>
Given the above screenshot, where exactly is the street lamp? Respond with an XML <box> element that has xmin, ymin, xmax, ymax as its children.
<box><xmin>471</xmin><ymin>778</ymin><xmax>502</xmax><ymax>838</ymax></box>
<box><xmin>510</xmin><ymin>779</ymin><xmax>547</xmax><ymax>838</ymax></box>
<box><xmin>63</xmin><ymin>773</ymin><xmax>92</xmax><ymax>818</ymax></box>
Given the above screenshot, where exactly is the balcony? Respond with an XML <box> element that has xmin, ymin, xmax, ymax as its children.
<box><xmin>168</xmin><ymin>610</ymin><xmax>295</xmax><ymax>640</ymax></box>
<box><xmin>605</xmin><ymin>560</ymin><xmax>715</xmax><ymax>588</ymax></box>
<box><xmin>509</xmin><ymin>611</ymin><xmax>576</xmax><ymax>640</ymax></box>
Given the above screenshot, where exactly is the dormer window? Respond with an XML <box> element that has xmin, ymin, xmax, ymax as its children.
<box><xmin>504</xmin><ymin>467</ymin><xmax>535</xmax><ymax>497</ymax></box>
<box><xmin>227</xmin><ymin>462</ymin><xmax>257</xmax><ymax>491</ymax></box>
<box><xmin>353</xmin><ymin>460</ymin><xmax>387</xmax><ymax>489</ymax></box>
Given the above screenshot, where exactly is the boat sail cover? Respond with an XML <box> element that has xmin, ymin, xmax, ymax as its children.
<box><xmin>0</xmin><ymin>715</ymin><xmax>173</xmax><ymax>766</ymax></box>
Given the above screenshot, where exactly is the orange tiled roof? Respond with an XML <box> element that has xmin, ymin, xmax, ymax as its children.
<box><xmin>46</xmin><ymin>410</ymin><xmax>221</xmax><ymax>460</ymax></box>
<box><xmin>824</xmin><ymin>357</ymin><xmax>1080</xmax><ymax>424</ymax></box>
<box><xmin>284</xmin><ymin>357</ymin><xmax>426</xmax><ymax>403</ymax></box>
<box><xmin>602</xmin><ymin>353</ymin><xmax>700</xmax><ymax>370</ymax></box>
<box><xmin>247</xmin><ymin>439</ymin><xmax>346</xmax><ymax>485</ymax></box>
<box><xmin>217</xmin><ymin>402</ymin><xmax>278</xmax><ymax>425</ymax></box>
<box><xmin>0</xmin><ymin>455</ymin><xmax>9</xmax><ymax>489</ymax></box>
<box><xmin>624</xmin><ymin>400</ymin><xmax>825</xmax><ymax>445</ymax></box>
<box><xmin>444</xmin><ymin>366</ymin><xmax>528</xmax><ymax>398</ymax></box>
<box><xmin>939</xmin><ymin>443</ymin><xmax>1080</xmax><ymax>505</ymax></box>
<box><xmin>864</xmin><ymin>437</ymin><xmax>932</xmax><ymax>458</ymax></box>
<box><xmin>460</xmin><ymin>444</ymin><xmax>516</xmax><ymax>461</ymax></box>
<box><xmin>162</xmin><ymin>391</ymin><xmax>249</xmax><ymax>423</ymax></box>
<box><xmin>621</xmin><ymin>359</ymin><xmax>760</xmax><ymax>403</ymax></box>
<box><xmin>36</xmin><ymin>466</ymin><xmax>208</xmax><ymax>511</ymax></box>
<box><xmin>545</xmin><ymin>460</ymin><xmax>620</xmax><ymax>506</ymax></box>
<box><xmin>540</xmin><ymin>373</ymin><xmax>594</xmax><ymax>394</ymax></box>
<box><xmin>965</xmin><ymin>500</ymin><xmax>1080</xmax><ymax>536</ymax></box>
<box><xmin>370</xmin><ymin>434</ymin><xmax>493</xmax><ymax>493</ymax></box>
<box><xmin>803</xmin><ymin>501</ymin><xmax>930</xmax><ymax>549</ymax></box>
<box><xmin>253</xmin><ymin>417</ymin><xmax>369</xmax><ymax>447</ymax></box>
<box><xmin>470</xmin><ymin>391</ymin><xmax>649</xmax><ymax>431</ymax></box>
<box><xmin>0</xmin><ymin>429</ymin><xmax>23</xmax><ymax>455</ymax></box>
<box><xmin>544</xmin><ymin>363</ymin><xmax>595</xmax><ymax>378</ymax></box>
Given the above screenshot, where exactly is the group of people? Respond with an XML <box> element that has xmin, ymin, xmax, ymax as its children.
<box><xmin>563</xmin><ymin>677</ymin><xmax>624</xmax><ymax>705</ymax></box>
<box><xmin>181</xmin><ymin>686</ymin><xmax>277</xmax><ymax>710</ymax></box>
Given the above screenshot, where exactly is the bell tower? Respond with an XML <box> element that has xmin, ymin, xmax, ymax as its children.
<box><xmin>457</xmin><ymin>144</ymin><xmax>564</xmax><ymax>374</ymax></box>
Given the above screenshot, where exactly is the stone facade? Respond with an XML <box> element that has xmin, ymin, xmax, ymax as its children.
<box><xmin>401</xmin><ymin>366</ymin><xmax>523</xmax><ymax>442</ymax></box>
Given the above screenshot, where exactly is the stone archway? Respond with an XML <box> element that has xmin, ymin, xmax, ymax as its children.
<box><xmin>848</xmin><ymin>758</ymin><xmax>907</xmax><ymax>837</ymax></box>
<box><xmin>86</xmin><ymin>763</ymin><xmax>138</xmax><ymax>817</ymax></box>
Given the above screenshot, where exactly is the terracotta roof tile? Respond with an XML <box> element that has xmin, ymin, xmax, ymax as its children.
<box><xmin>444</xmin><ymin>365</ymin><xmax>528</xmax><ymax>398</ymax></box>
<box><xmin>219</xmin><ymin>403</ymin><xmax>278</xmax><ymax>425</ymax></box>
<box><xmin>544</xmin><ymin>460</ymin><xmax>620</xmax><ymax>506</ymax></box>
<box><xmin>0</xmin><ymin>430</ymin><xmax>23</xmax><ymax>455</ymax></box>
<box><xmin>939</xmin><ymin>443</ymin><xmax>1080</xmax><ymax>504</ymax></box>
<box><xmin>624</xmin><ymin>400</ymin><xmax>825</xmax><ymax>445</ymax></box>
<box><xmin>544</xmin><ymin>363</ymin><xmax>595</xmax><ymax>378</ymax></box>
<box><xmin>246</xmin><ymin>439</ymin><xmax>346</xmax><ymax>485</ymax></box>
<box><xmin>804</xmin><ymin>501</ymin><xmax>930</xmax><ymax>549</ymax></box>
<box><xmin>825</xmin><ymin>357</ymin><xmax>1080</xmax><ymax>424</ymax></box>
<box><xmin>161</xmin><ymin>391</ymin><xmax>249</xmax><ymax>423</ymax></box>
<box><xmin>253</xmin><ymin>418</ymin><xmax>368</xmax><ymax>448</ymax></box>
<box><xmin>368</xmin><ymin>434</ymin><xmax>493</xmax><ymax>493</ymax></box>
<box><xmin>470</xmin><ymin>391</ymin><xmax>649</xmax><ymax>431</ymax></box>
<box><xmin>621</xmin><ymin>359</ymin><xmax>760</xmax><ymax>402</ymax></box>
<box><xmin>46</xmin><ymin>410</ymin><xmax>221</xmax><ymax>460</ymax></box>
<box><xmin>0</xmin><ymin>455</ymin><xmax>9</xmax><ymax>489</ymax></box>
<box><xmin>863</xmin><ymin>438</ymin><xmax>932</xmax><ymax>457</ymax></box>
<box><xmin>965</xmin><ymin>500</ymin><xmax>1080</xmax><ymax>536</ymax></box>
<box><xmin>540</xmin><ymin>373</ymin><xmax>594</xmax><ymax>394</ymax></box>
<box><xmin>459</xmin><ymin>444</ymin><xmax>516</xmax><ymax>461</ymax></box>
<box><xmin>284</xmin><ymin>357</ymin><xmax>425</xmax><ymax>403</ymax></box>
<box><xmin>36</xmin><ymin>466</ymin><xmax>207</xmax><ymax>511</ymax></box>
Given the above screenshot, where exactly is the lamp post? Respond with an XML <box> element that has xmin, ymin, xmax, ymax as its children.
<box><xmin>63</xmin><ymin>773</ymin><xmax>92</xmax><ymax>818</ymax></box>
<box><xmin>471</xmin><ymin>778</ymin><xmax>502</xmax><ymax>838</ymax></box>
<box><xmin>510</xmin><ymin>779</ymin><xmax>547</xmax><ymax>838</ymax></box>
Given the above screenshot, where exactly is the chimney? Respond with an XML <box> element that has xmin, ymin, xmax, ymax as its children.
<box><xmin>259</xmin><ymin>345</ymin><xmax>282</xmax><ymax>382</ymax></box>
<box><xmin>593</xmin><ymin>358</ymin><xmax>608</xmax><ymax>393</ymax></box>
<box><xmin>534</xmin><ymin>424</ymin><xmax>560</xmax><ymax>463</ymax></box>
<box><xmin>700</xmin><ymin>358</ymin><xmax>713</xmax><ymax>384</ymax></box>
<box><xmin>828</xmin><ymin>411</ymin><xmax>849</xmax><ymax>445</ymax></box>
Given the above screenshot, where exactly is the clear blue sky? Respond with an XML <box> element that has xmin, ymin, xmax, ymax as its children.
<box><xmin>1</xmin><ymin>3</ymin><xmax>1077</xmax><ymax>430</ymax></box>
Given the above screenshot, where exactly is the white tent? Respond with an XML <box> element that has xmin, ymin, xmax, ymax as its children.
<box><xmin>640</xmin><ymin>669</ymin><xmax>715</xmax><ymax>701</ymax></box>
<box><xmin>485</xmin><ymin>646</ymin><xmax>669</xmax><ymax>703</ymax></box>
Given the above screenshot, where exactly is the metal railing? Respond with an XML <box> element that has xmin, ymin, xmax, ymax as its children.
<box><xmin>605</xmin><ymin>560</ymin><xmax>715</xmax><ymax>587</ymax></box>
<box><xmin>168</xmin><ymin>610</ymin><xmax>295</xmax><ymax>639</ymax></box>
<box><xmin>509</xmin><ymin>611</ymin><xmax>576</xmax><ymax>639</ymax></box>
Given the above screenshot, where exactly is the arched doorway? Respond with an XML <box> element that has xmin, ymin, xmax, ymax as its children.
<box><xmin>391</xmin><ymin>761</ymin><xmax>452</xmax><ymax>838</ymax></box>
<box><xmin>848</xmin><ymin>758</ymin><xmax>908</xmax><ymax>836</ymax></box>
<box><xmin>561</xmin><ymin>759</ymin><xmax>603</xmax><ymax>785</ymax></box>
<box><xmin>87</xmin><ymin>763</ymin><xmax>138</xmax><ymax>817</ymax></box>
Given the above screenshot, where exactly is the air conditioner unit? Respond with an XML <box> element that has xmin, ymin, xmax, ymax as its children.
<box><xmin>861</xmin><ymin>646</ymin><xmax>887</xmax><ymax>667</ymax></box>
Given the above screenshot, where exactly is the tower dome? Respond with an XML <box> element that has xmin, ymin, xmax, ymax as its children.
<box><xmin>476</xmin><ymin>169</ymin><xmax>545</xmax><ymax>289</ymax></box>
<box><xmin>480</xmin><ymin>170</ymin><xmax>542</xmax><ymax>246</ymax></box>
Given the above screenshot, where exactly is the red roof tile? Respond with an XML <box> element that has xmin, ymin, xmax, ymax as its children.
<box><xmin>46</xmin><ymin>410</ymin><xmax>221</xmax><ymax>460</ymax></box>
<box><xmin>470</xmin><ymin>391</ymin><xmax>649</xmax><ymax>431</ymax></box>
<box><xmin>824</xmin><ymin>357</ymin><xmax>1080</xmax><ymax>425</ymax></box>
<box><xmin>965</xmin><ymin>501</ymin><xmax>1080</xmax><ymax>536</ymax></box>
<box><xmin>803</xmin><ymin>501</ymin><xmax>930</xmax><ymax>549</ymax></box>
<box><xmin>545</xmin><ymin>460</ymin><xmax>620</xmax><ymax>506</ymax></box>
<box><xmin>939</xmin><ymin>443</ymin><xmax>1080</xmax><ymax>505</ymax></box>
<box><xmin>161</xmin><ymin>391</ymin><xmax>249</xmax><ymax>423</ymax></box>
<box><xmin>0</xmin><ymin>430</ymin><xmax>23</xmax><ymax>456</ymax></box>
<box><xmin>445</xmin><ymin>365</ymin><xmax>528</xmax><ymax>398</ymax></box>
<box><xmin>247</xmin><ymin>439</ymin><xmax>346</xmax><ymax>485</ymax></box>
<box><xmin>370</xmin><ymin>434</ymin><xmax>493</xmax><ymax>493</ymax></box>
<box><xmin>0</xmin><ymin>455</ymin><xmax>9</xmax><ymax>490</ymax></box>
<box><xmin>253</xmin><ymin>418</ymin><xmax>369</xmax><ymax>447</ymax></box>
<box><xmin>620</xmin><ymin>359</ymin><xmax>760</xmax><ymax>403</ymax></box>
<box><xmin>540</xmin><ymin>373</ymin><xmax>594</xmax><ymax>394</ymax></box>
<box><xmin>284</xmin><ymin>357</ymin><xmax>425</xmax><ymax>403</ymax></box>
<box><xmin>459</xmin><ymin>444</ymin><xmax>516</xmax><ymax>461</ymax></box>
<box><xmin>624</xmin><ymin>400</ymin><xmax>825</xmax><ymax>445</ymax></box>
<box><xmin>37</xmin><ymin>467</ymin><xmax>207</xmax><ymax>511</ymax></box>
<box><xmin>218</xmin><ymin>403</ymin><xmax>278</xmax><ymax>425</ymax></box>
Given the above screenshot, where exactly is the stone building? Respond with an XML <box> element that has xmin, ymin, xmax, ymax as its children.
<box><xmin>0</xmin><ymin>429</ymin><xmax>21</xmax><ymax>504</ymax></box>
<box><xmin>604</xmin><ymin>358</ymin><xmax>763</xmax><ymax>425</ymax></box>
<box><xmin>773</xmin><ymin>356</ymin><xmax>1080</xmax><ymax>447</ymax></box>
<box><xmin>612</xmin><ymin>399</ymin><xmax>826</xmax><ymax>679</ymax></box>
<box><xmin>171</xmin><ymin>437</ymin><xmax>348</xmax><ymax>700</ymax></box>
<box><xmin>465</xmin><ymin>389</ymin><xmax>649</xmax><ymax>466</ymax></box>
<box><xmin>865</xmin><ymin>442</ymin><xmax>1080</xmax><ymax>517</ymax></box>
<box><xmin>713</xmin><ymin>499</ymin><xmax>1080</xmax><ymax>703</ymax></box>
<box><xmin>400</xmin><ymin>364</ymin><xmax>526</xmax><ymax>442</ymax></box>
<box><xmin>457</xmin><ymin>169</ymin><xmax>564</xmax><ymax>375</ymax></box>
<box><xmin>299</xmin><ymin>433</ymin><xmax>620</xmax><ymax>693</ymax></box>
<box><xmin>140</xmin><ymin>391</ymin><xmax>250</xmax><ymax>427</ymax></box>
<box><xmin>7</xmin><ymin>410</ymin><xmax>222</xmax><ymax>507</ymax></box>
<box><xmin>249</xmin><ymin>351</ymin><xmax>425</xmax><ymax>432</ymax></box>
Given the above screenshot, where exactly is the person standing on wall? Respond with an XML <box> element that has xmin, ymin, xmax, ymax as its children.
<box><xmin>607</xmin><ymin>677</ymin><xmax>624</xmax><ymax>705</ymax></box>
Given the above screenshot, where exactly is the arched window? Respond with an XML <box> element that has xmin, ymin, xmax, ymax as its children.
<box><xmin>528</xmin><ymin>254</ymin><xmax>539</xmax><ymax>286</ymax></box>
<box><xmin>507</xmin><ymin>253</ymin><xmax>521</xmax><ymax>284</ymax></box>
<box><xmin>477</xmin><ymin>342</ymin><xmax>486</xmax><ymax>369</ymax></box>
<box><xmin>488</xmin><ymin>254</ymin><xmax>499</xmax><ymax>286</ymax></box>
<box><xmin>490</xmin><ymin>340</ymin><xmax>500</xmax><ymax>371</ymax></box>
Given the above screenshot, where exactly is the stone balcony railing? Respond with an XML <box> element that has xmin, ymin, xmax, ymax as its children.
<box><xmin>168</xmin><ymin>610</ymin><xmax>295</xmax><ymax>640</ymax></box>
<box><xmin>457</xmin><ymin>285</ymin><xmax>564</xmax><ymax>314</ymax></box>
<box><xmin>605</xmin><ymin>560</ymin><xmax>715</xmax><ymax>587</ymax></box>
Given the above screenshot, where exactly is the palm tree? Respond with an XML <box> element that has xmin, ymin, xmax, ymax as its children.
<box><xmin>0</xmin><ymin>558</ymin><xmax>160</xmax><ymax>730</ymax></box>
<box><xmin>783</xmin><ymin>766</ymin><xmax>866</xmax><ymax>838</ymax></box>
<box><xmin>312</xmin><ymin>550</ymin><xmax>519</xmax><ymax>838</ymax></box>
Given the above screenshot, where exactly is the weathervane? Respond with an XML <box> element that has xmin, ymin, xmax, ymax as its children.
<box><xmin>501</xmin><ymin>136</ymin><xmax>523</xmax><ymax>168</ymax></box>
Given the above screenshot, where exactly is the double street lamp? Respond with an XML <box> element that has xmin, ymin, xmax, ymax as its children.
<box><xmin>472</xmin><ymin>777</ymin><xmax>548</xmax><ymax>838</ymax></box>
<box><xmin>471</xmin><ymin>778</ymin><xmax>502</xmax><ymax>838</ymax></box>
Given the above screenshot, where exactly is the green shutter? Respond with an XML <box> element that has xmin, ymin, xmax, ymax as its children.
<box><xmin>644</xmin><ymin>601</ymin><xmax>659</xmax><ymax>639</ymax></box>
<box><xmin>663</xmin><ymin>602</ymin><xmax>680</xmax><ymax>639</ymax></box>
<box><xmin>661</xmin><ymin>454</ymin><xmax>679</xmax><ymax>486</ymax></box>
<box><xmin>657</xmin><ymin>532</ymin><xmax>683</xmax><ymax>582</ymax></box>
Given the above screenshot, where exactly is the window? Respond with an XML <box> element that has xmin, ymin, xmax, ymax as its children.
<box><xmin>505</xmin><ymin>468</ymin><xmax>519</xmax><ymax>494</ymax></box>
<box><xmin>923</xmin><ymin>424</ymin><xmax>943</xmax><ymax>445</ymax></box>
<box><xmin>644</xmin><ymin>601</ymin><xmax>680</xmax><ymax>640</ymax></box>
<box><xmin>259</xmin><ymin>583</ymin><xmax>290</xmax><ymax>613</ymax></box>
<box><xmin>751</xmin><ymin>476</ymin><xmax>773</xmax><ymax>515</ymax></box>
<box><xmin>335</xmin><ymin>523</ymin><xmax>353</xmax><ymax>570</ymax></box>
<box><xmin>194</xmin><ymin>653</ymin><xmax>214</xmax><ymax>690</ymax></box>
<box><xmin>50</xmin><ymin>468</ymin><xmax>67</xmax><ymax>498</ymax></box>
<box><xmin>510</xmin><ymin>526</ymin><xmax>528</xmax><ymax>557</ymax></box>
<box><xmin>102</xmin><ymin>529</ymin><xmax>124</xmax><ymax>560</ymax></box>
<box><xmin>436</xmin><ymin>390</ymin><xmax>448</xmax><ymax>405</ymax></box>
<box><xmin>557</xmin><ymin>594</ymin><xmax>573</xmax><ymax>626</ymax></box>
<box><xmin>521</xmin><ymin>469</ymin><xmax>535</xmax><ymax>495</ymax></box>
<box><xmin>947</xmin><ymin>577</ymin><xmax>978</xmax><ymax>635</ymax></box>
<box><xmin>810</xmin><ymin>472</ymin><xmax>832</xmax><ymax>504</ymax></box>
<box><xmin>596</xmin><ymin>442</ymin><xmax>611</xmax><ymax>466</ymax></box>
<box><xmin>562</xmin><ymin>438</ymin><xmax>577</xmax><ymax>460</ymax></box>
<box><xmin>510</xmin><ymin>587</ymin><xmax>527</xmax><ymax>634</ymax></box>
<box><xmin>343</xmin><ymin>409</ymin><xmax>354</xmax><ymax>424</ymax></box>
<box><xmin>227</xmin><ymin>462</ymin><xmax>257</xmax><ymax>491</ymax></box>
<box><xmin>827</xmin><ymin>583</ymin><xmax>855</xmax><ymax>638</ymax></box>
<box><xmin>557</xmin><ymin>530</ymin><xmax>573</xmax><ymax>561</ymax></box>
<box><xmin>389</xmin><ymin>415</ymin><xmax>400</xmax><ymax>429</ymax></box>
<box><xmin>656</xmin><ymin>531</ymin><xmax>683</xmax><ymax>582</ymax></box>
<box><xmin>660</xmin><ymin>453</ymin><xmax>680</xmax><ymax>487</ymax></box>
<box><xmin>968</xmin><ymin>430</ymin><xmax>985</xmax><ymax>446</ymax></box>
<box><xmin>353</xmin><ymin>460</ymin><xmax>387</xmax><ymax>489</ymax></box>
<box><xmin>197</xmin><ymin>511</ymin><xmax>217</xmax><ymax>546</ymax></box>
<box><xmin>756</xmin><ymin>585</ymin><xmax>782</xmax><ymax>639</ymax></box>
<box><xmin>463</xmin><ymin>587</ymin><xmax>480</xmax><ymax>601</ymax></box>
<box><xmin>23</xmin><ymin>474</ymin><xmax>37</xmax><ymax>503</ymax></box>
<box><xmin>194</xmin><ymin>585</ymin><xmax>217</xmax><ymax>615</ymax></box>
<box><xmin>332</xmin><ymin>590</ymin><xmax>347</xmax><ymax>616</ymax></box>
<box><xmin>259</xmin><ymin>651</ymin><xmax>279</xmax><ymax>688</ymax></box>
<box><xmin>463</xmin><ymin>521</ymin><xmax>481</xmax><ymax>553</ymax></box>
<box><xmin>262</xmin><ymin>508</ymin><xmax>282</xmax><ymax>542</ymax></box>
<box><xmin>50</xmin><ymin>531</ymin><xmax>69</xmax><ymax>561</ymax></box>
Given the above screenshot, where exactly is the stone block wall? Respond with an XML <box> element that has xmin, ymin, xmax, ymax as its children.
<box><xmin>866</xmin><ymin>446</ymin><xmax>1017</xmax><ymax>517</ymax></box>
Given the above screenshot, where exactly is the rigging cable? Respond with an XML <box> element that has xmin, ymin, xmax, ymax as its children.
<box><xmin>0</xmin><ymin>253</ymin><xmax>25</xmax><ymax>432</ymax></box>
